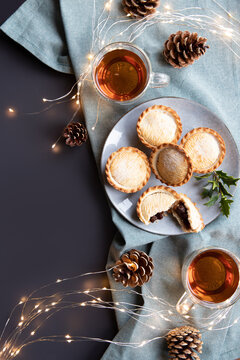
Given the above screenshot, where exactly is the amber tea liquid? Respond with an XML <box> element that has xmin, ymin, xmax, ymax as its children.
<box><xmin>94</xmin><ymin>49</ymin><xmax>148</xmax><ymax>102</ymax></box>
<box><xmin>187</xmin><ymin>249</ymin><xmax>239</xmax><ymax>303</ymax></box>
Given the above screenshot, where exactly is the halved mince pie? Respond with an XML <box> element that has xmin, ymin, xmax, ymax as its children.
<box><xmin>180</xmin><ymin>127</ymin><xmax>226</xmax><ymax>173</ymax></box>
<box><xmin>171</xmin><ymin>194</ymin><xmax>205</xmax><ymax>233</ymax></box>
<box><xmin>150</xmin><ymin>143</ymin><xmax>193</xmax><ymax>186</ymax></box>
<box><xmin>137</xmin><ymin>105</ymin><xmax>182</xmax><ymax>150</ymax></box>
<box><xmin>105</xmin><ymin>147</ymin><xmax>151</xmax><ymax>193</ymax></box>
<box><xmin>136</xmin><ymin>186</ymin><xmax>180</xmax><ymax>225</ymax></box>
<box><xmin>136</xmin><ymin>186</ymin><xmax>204</xmax><ymax>233</ymax></box>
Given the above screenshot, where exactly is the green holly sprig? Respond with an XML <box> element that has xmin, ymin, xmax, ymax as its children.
<box><xmin>195</xmin><ymin>170</ymin><xmax>240</xmax><ymax>217</ymax></box>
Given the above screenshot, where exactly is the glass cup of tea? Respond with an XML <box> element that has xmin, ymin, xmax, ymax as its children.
<box><xmin>176</xmin><ymin>247</ymin><xmax>240</xmax><ymax>315</ymax></box>
<box><xmin>91</xmin><ymin>42</ymin><xmax>170</xmax><ymax>104</ymax></box>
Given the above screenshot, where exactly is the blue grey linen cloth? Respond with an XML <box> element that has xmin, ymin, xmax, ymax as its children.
<box><xmin>1</xmin><ymin>1</ymin><xmax>240</xmax><ymax>359</ymax></box>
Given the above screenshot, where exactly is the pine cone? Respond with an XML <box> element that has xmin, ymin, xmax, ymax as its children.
<box><xmin>122</xmin><ymin>0</ymin><xmax>160</xmax><ymax>18</ymax></box>
<box><xmin>63</xmin><ymin>122</ymin><xmax>88</xmax><ymax>147</ymax></box>
<box><xmin>163</xmin><ymin>31</ymin><xmax>209</xmax><ymax>68</ymax></box>
<box><xmin>113</xmin><ymin>249</ymin><xmax>154</xmax><ymax>287</ymax></box>
<box><xmin>166</xmin><ymin>326</ymin><xmax>203</xmax><ymax>360</ymax></box>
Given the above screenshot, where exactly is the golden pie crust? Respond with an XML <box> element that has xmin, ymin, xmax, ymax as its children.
<box><xmin>105</xmin><ymin>147</ymin><xmax>151</xmax><ymax>193</ymax></box>
<box><xmin>150</xmin><ymin>143</ymin><xmax>193</xmax><ymax>186</ymax></box>
<box><xmin>136</xmin><ymin>186</ymin><xmax>180</xmax><ymax>225</ymax></box>
<box><xmin>171</xmin><ymin>194</ymin><xmax>205</xmax><ymax>233</ymax></box>
<box><xmin>137</xmin><ymin>105</ymin><xmax>182</xmax><ymax>150</ymax></box>
<box><xmin>180</xmin><ymin>127</ymin><xmax>226</xmax><ymax>174</ymax></box>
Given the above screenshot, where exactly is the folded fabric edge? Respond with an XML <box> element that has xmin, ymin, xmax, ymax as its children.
<box><xmin>221</xmin><ymin>347</ymin><xmax>240</xmax><ymax>359</ymax></box>
<box><xmin>0</xmin><ymin>25</ymin><xmax>73</xmax><ymax>75</ymax></box>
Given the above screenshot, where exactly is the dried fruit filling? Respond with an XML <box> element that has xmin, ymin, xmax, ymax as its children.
<box><xmin>150</xmin><ymin>212</ymin><xmax>164</xmax><ymax>223</ymax></box>
<box><xmin>175</xmin><ymin>201</ymin><xmax>190</xmax><ymax>230</ymax></box>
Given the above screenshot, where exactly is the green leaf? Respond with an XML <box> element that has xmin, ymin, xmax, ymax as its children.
<box><xmin>220</xmin><ymin>196</ymin><xmax>234</xmax><ymax>217</ymax></box>
<box><xmin>219</xmin><ymin>182</ymin><xmax>233</xmax><ymax>197</ymax></box>
<box><xmin>209</xmin><ymin>180</ymin><xmax>218</xmax><ymax>190</ymax></box>
<box><xmin>216</xmin><ymin>171</ymin><xmax>240</xmax><ymax>188</ymax></box>
<box><xmin>194</xmin><ymin>174</ymin><xmax>212</xmax><ymax>180</ymax></box>
<box><xmin>204</xmin><ymin>194</ymin><xmax>219</xmax><ymax>207</ymax></box>
<box><xmin>201</xmin><ymin>187</ymin><xmax>212</xmax><ymax>199</ymax></box>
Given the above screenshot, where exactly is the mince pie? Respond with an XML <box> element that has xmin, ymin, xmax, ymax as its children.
<box><xmin>180</xmin><ymin>127</ymin><xmax>225</xmax><ymax>173</ymax></box>
<box><xmin>136</xmin><ymin>186</ymin><xmax>204</xmax><ymax>233</ymax></box>
<box><xmin>137</xmin><ymin>105</ymin><xmax>182</xmax><ymax>149</ymax></box>
<box><xmin>171</xmin><ymin>194</ymin><xmax>205</xmax><ymax>233</ymax></box>
<box><xmin>150</xmin><ymin>143</ymin><xmax>193</xmax><ymax>186</ymax></box>
<box><xmin>105</xmin><ymin>146</ymin><xmax>151</xmax><ymax>193</ymax></box>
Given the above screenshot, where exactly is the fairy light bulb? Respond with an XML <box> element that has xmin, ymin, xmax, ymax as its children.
<box><xmin>8</xmin><ymin>108</ymin><xmax>15</xmax><ymax>113</ymax></box>
<box><xmin>87</xmin><ymin>53</ymin><xmax>94</xmax><ymax>61</ymax></box>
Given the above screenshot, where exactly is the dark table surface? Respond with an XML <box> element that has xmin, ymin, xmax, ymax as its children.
<box><xmin>0</xmin><ymin>2</ymin><xmax>117</xmax><ymax>359</ymax></box>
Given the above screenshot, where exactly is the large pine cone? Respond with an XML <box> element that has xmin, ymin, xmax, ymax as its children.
<box><xmin>122</xmin><ymin>0</ymin><xmax>160</xmax><ymax>18</ymax></box>
<box><xmin>113</xmin><ymin>249</ymin><xmax>154</xmax><ymax>287</ymax></box>
<box><xmin>166</xmin><ymin>326</ymin><xmax>203</xmax><ymax>360</ymax></box>
<box><xmin>63</xmin><ymin>122</ymin><xmax>88</xmax><ymax>147</ymax></box>
<box><xmin>163</xmin><ymin>31</ymin><xmax>209</xmax><ymax>68</ymax></box>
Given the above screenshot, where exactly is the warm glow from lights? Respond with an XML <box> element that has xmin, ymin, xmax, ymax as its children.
<box><xmin>42</xmin><ymin>98</ymin><xmax>47</xmax><ymax>102</ymax></box>
<box><xmin>51</xmin><ymin>302</ymin><xmax>56</xmax><ymax>306</ymax></box>
<box><xmin>8</xmin><ymin>108</ymin><xmax>15</xmax><ymax>113</ymax></box>
<box><xmin>35</xmin><ymin>304</ymin><xmax>40</xmax><ymax>309</ymax></box>
<box><xmin>164</xmin><ymin>4</ymin><xmax>171</xmax><ymax>10</ymax></box>
<box><xmin>80</xmin><ymin>302</ymin><xmax>86</xmax><ymax>306</ymax></box>
<box><xmin>224</xmin><ymin>30</ymin><xmax>233</xmax><ymax>38</ymax></box>
<box><xmin>87</xmin><ymin>53</ymin><xmax>94</xmax><ymax>61</ymax></box>
<box><xmin>65</xmin><ymin>334</ymin><xmax>71</xmax><ymax>339</ymax></box>
<box><xmin>18</xmin><ymin>322</ymin><xmax>23</xmax><ymax>327</ymax></box>
<box><xmin>104</xmin><ymin>0</ymin><xmax>112</xmax><ymax>11</ymax></box>
<box><xmin>45</xmin><ymin>308</ymin><xmax>50</xmax><ymax>312</ymax></box>
<box><xmin>31</xmin><ymin>331</ymin><xmax>35</xmax><ymax>336</ymax></box>
<box><xmin>56</xmin><ymin>279</ymin><xmax>62</xmax><ymax>283</ymax></box>
<box><xmin>76</xmin><ymin>100</ymin><xmax>80</xmax><ymax>105</ymax></box>
<box><xmin>51</xmin><ymin>143</ymin><xmax>56</xmax><ymax>149</ymax></box>
<box><xmin>84</xmin><ymin>290</ymin><xmax>89</xmax><ymax>294</ymax></box>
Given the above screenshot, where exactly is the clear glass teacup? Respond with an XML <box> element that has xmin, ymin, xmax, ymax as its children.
<box><xmin>91</xmin><ymin>42</ymin><xmax>170</xmax><ymax>104</ymax></box>
<box><xmin>176</xmin><ymin>247</ymin><xmax>240</xmax><ymax>315</ymax></box>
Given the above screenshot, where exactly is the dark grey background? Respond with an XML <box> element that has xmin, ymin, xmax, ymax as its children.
<box><xmin>0</xmin><ymin>2</ymin><xmax>117</xmax><ymax>359</ymax></box>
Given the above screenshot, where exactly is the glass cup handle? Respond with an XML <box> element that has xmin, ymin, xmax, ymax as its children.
<box><xmin>149</xmin><ymin>72</ymin><xmax>170</xmax><ymax>88</ymax></box>
<box><xmin>176</xmin><ymin>292</ymin><xmax>195</xmax><ymax>315</ymax></box>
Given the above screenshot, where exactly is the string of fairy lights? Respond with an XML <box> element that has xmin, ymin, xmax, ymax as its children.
<box><xmin>0</xmin><ymin>264</ymin><xmax>239</xmax><ymax>359</ymax></box>
<box><xmin>3</xmin><ymin>0</ymin><xmax>240</xmax><ymax>357</ymax></box>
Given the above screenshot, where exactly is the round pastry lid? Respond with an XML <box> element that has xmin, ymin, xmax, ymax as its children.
<box><xmin>105</xmin><ymin>146</ymin><xmax>151</xmax><ymax>193</ymax></box>
<box><xmin>137</xmin><ymin>105</ymin><xmax>182</xmax><ymax>149</ymax></box>
<box><xmin>180</xmin><ymin>127</ymin><xmax>226</xmax><ymax>173</ymax></box>
<box><xmin>136</xmin><ymin>186</ymin><xmax>179</xmax><ymax>225</ymax></box>
<box><xmin>150</xmin><ymin>143</ymin><xmax>193</xmax><ymax>186</ymax></box>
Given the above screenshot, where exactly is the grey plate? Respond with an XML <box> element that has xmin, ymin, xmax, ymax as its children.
<box><xmin>100</xmin><ymin>97</ymin><xmax>240</xmax><ymax>235</ymax></box>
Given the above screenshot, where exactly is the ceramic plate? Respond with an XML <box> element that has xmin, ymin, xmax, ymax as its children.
<box><xmin>100</xmin><ymin>97</ymin><xmax>239</xmax><ymax>235</ymax></box>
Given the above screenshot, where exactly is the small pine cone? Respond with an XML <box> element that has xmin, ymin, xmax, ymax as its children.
<box><xmin>163</xmin><ymin>31</ymin><xmax>209</xmax><ymax>69</ymax></box>
<box><xmin>122</xmin><ymin>0</ymin><xmax>160</xmax><ymax>18</ymax></box>
<box><xmin>113</xmin><ymin>249</ymin><xmax>154</xmax><ymax>287</ymax></box>
<box><xmin>166</xmin><ymin>326</ymin><xmax>203</xmax><ymax>360</ymax></box>
<box><xmin>63</xmin><ymin>122</ymin><xmax>88</xmax><ymax>147</ymax></box>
